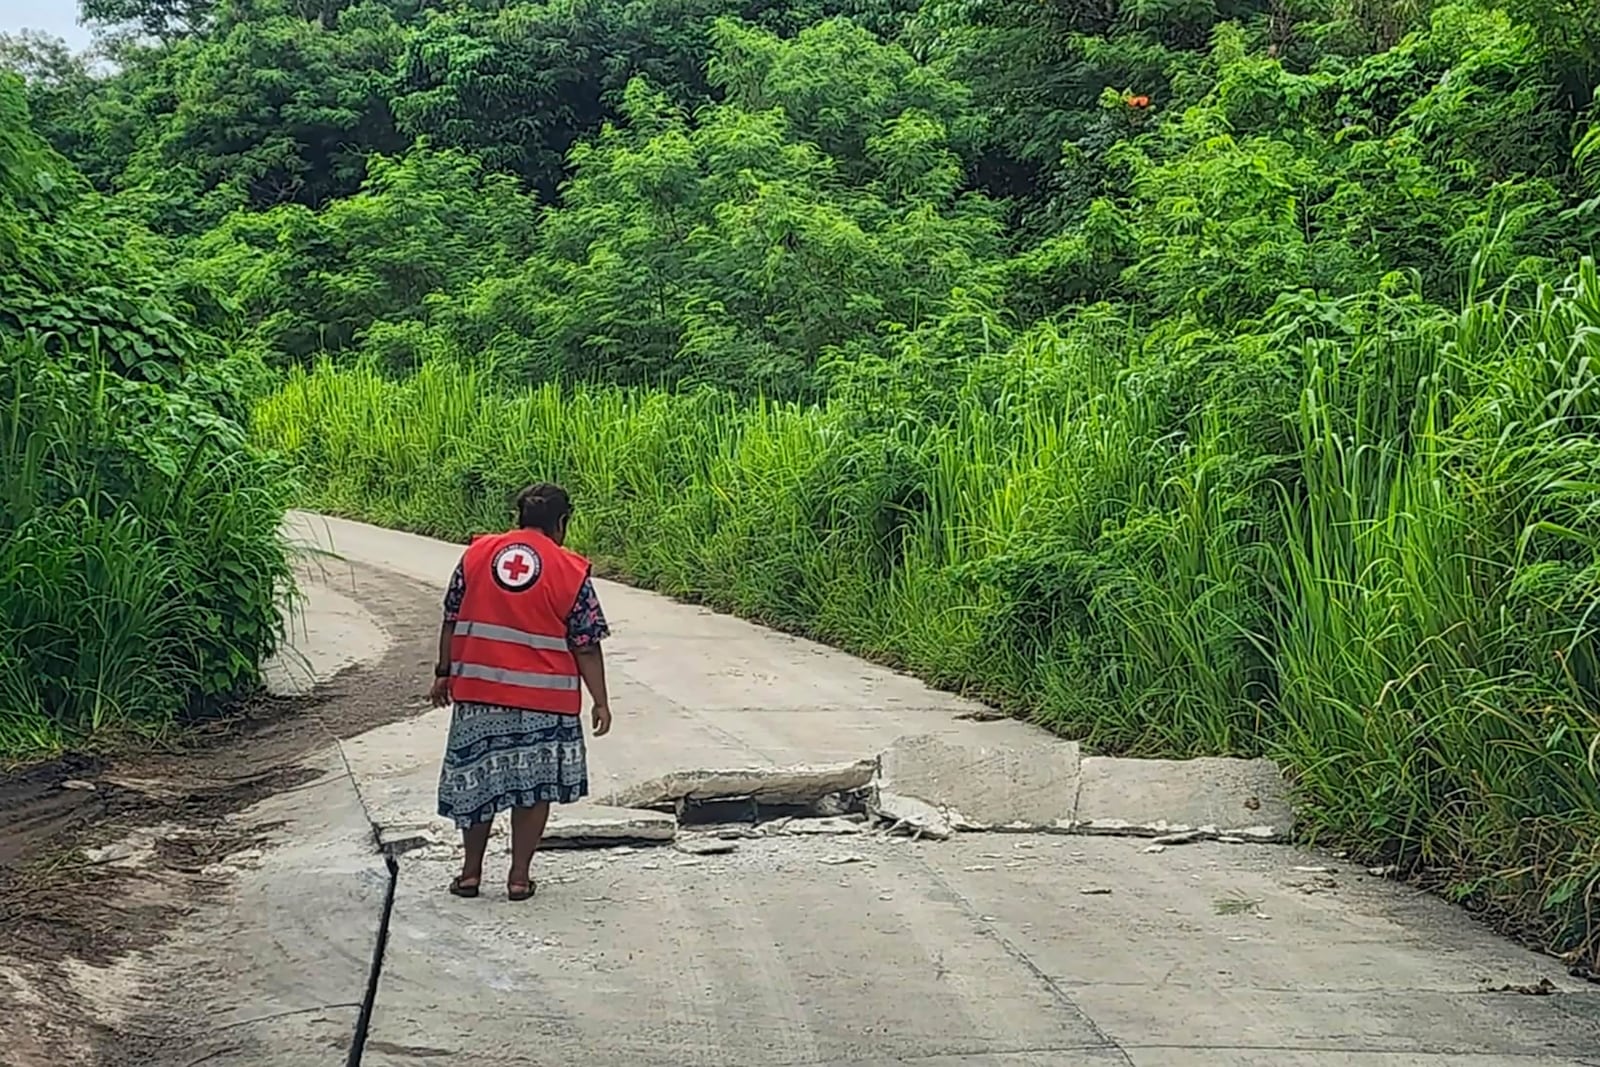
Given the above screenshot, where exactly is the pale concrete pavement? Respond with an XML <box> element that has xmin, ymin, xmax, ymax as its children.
<box><xmin>284</xmin><ymin>511</ymin><xmax>1071</xmax><ymax>836</ymax></box>
<box><xmin>34</xmin><ymin>513</ymin><xmax>1599</xmax><ymax>1065</ymax></box>
<box><xmin>294</xmin><ymin>514</ymin><xmax>1600</xmax><ymax>1066</ymax></box>
<box><xmin>368</xmin><ymin>834</ymin><xmax>1600</xmax><ymax>1066</ymax></box>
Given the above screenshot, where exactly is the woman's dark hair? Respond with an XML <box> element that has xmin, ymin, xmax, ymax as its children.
<box><xmin>515</xmin><ymin>482</ymin><xmax>572</xmax><ymax>534</ymax></box>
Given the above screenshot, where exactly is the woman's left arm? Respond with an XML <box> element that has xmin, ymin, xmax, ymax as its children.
<box><xmin>567</xmin><ymin>578</ymin><xmax>613</xmax><ymax>734</ymax></box>
<box><xmin>431</xmin><ymin>560</ymin><xmax>467</xmax><ymax>706</ymax></box>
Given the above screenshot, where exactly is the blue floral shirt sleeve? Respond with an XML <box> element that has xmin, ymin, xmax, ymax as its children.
<box><xmin>446</xmin><ymin>558</ymin><xmax>607</xmax><ymax>647</ymax></box>
<box><xmin>566</xmin><ymin>578</ymin><xmax>610</xmax><ymax>647</ymax></box>
<box><xmin>443</xmin><ymin>560</ymin><xmax>466</xmax><ymax>622</ymax></box>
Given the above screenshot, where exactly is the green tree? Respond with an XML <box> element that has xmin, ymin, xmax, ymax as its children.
<box><xmin>119</xmin><ymin>0</ymin><xmax>407</xmax><ymax>224</ymax></box>
<box><xmin>451</xmin><ymin>65</ymin><xmax>998</xmax><ymax>394</ymax></box>
<box><xmin>1</xmin><ymin>74</ymin><xmax>292</xmax><ymax>755</ymax></box>
<box><xmin>910</xmin><ymin>0</ymin><xmax>1276</xmax><ymax>210</ymax></box>
<box><xmin>81</xmin><ymin>0</ymin><xmax>216</xmax><ymax>40</ymax></box>
<box><xmin>186</xmin><ymin>146</ymin><xmax>538</xmax><ymax>365</ymax></box>
<box><xmin>0</xmin><ymin>32</ymin><xmax>106</xmax><ymax>171</ymax></box>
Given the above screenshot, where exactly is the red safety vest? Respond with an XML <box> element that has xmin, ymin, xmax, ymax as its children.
<box><xmin>449</xmin><ymin>529</ymin><xmax>591</xmax><ymax>714</ymax></box>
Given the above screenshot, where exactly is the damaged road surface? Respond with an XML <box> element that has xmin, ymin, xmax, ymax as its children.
<box><xmin>5</xmin><ymin>513</ymin><xmax>1599</xmax><ymax>1067</ymax></box>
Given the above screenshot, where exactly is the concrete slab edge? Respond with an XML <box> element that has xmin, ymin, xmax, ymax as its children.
<box><xmin>868</xmin><ymin>734</ymin><xmax>1295</xmax><ymax>843</ymax></box>
<box><xmin>378</xmin><ymin>740</ymin><xmax>1293</xmax><ymax>856</ymax></box>
<box><xmin>601</xmin><ymin>760</ymin><xmax>876</xmax><ymax>810</ymax></box>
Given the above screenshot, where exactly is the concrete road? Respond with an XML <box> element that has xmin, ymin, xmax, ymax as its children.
<box><xmin>41</xmin><ymin>513</ymin><xmax>1600</xmax><ymax>1065</ymax></box>
<box><xmin>368</xmin><ymin>835</ymin><xmax>1600</xmax><ymax>1067</ymax></box>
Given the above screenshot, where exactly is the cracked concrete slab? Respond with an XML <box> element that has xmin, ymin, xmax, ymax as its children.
<box><xmin>919</xmin><ymin>836</ymin><xmax>1598</xmax><ymax>1061</ymax></box>
<box><xmin>1078</xmin><ymin>985</ymin><xmax>1600</xmax><ymax>1058</ymax></box>
<box><xmin>545</xmin><ymin>803</ymin><xmax>677</xmax><ymax>845</ymax></box>
<box><xmin>1125</xmin><ymin>1056</ymin><xmax>1597</xmax><ymax>1066</ymax></box>
<box><xmin>876</xmin><ymin>733</ymin><xmax>1081</xmax><ymax>830</ymax></box>
<box><xmin>364</xmin><ymin>840</ymin><xmax>1121</xmax><ymax>1067</ymax></box>
<box><xmin>1074</xmin><ymin>755</ymin><xmax>1293</xmax><ymax>837</ymax></box>
<box><xmin>603</xmin><ymin>760</ymin><xmax>875</xmax><ymax>809</ymax></box>
<box><xmin>361</xmin><ymin>834</ymin><xmax>1600</xmax><ymax>1067</ymax></box>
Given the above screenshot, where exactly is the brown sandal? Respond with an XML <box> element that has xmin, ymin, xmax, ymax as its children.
<box><xmin>507</xmin><ymin>880</ymin><xmax>536</xmax><ymax>902</ymax></box>
<box><xmin>449</xmin><ymin>876</ymin><xmax>480</xmax><ymax>899</ymax></box>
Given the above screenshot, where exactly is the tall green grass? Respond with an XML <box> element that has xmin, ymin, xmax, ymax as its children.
<box><xmin>1</xmin><ymin>338</ymin><xmax>294</xmax><ymax>757</ymax></box>
<box><xmin>255</xmin><ymin>264</ymin><xmax>1600</xmax><ymax>964</ymax></box>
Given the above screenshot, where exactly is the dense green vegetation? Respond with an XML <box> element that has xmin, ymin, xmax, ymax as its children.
<box><xmin>5</xmin><ymin>0</ymin><xmax>1599</xmax><ymax>965</ymax></box>
<box><xmin>0</xmin><ymin>72</ymin><xmax>292</xmax><ymax>755</ymax></box>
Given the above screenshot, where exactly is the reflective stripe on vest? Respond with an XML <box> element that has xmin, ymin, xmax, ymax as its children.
<box><xmin>454</xmin><ymin>619</ymin><xmax>570</xmax><ymax>653</ymax></box>
<box><xmin>450</xmin><ymin>662</ymin><xmax>581</xmax><ymax>691</ymax></box>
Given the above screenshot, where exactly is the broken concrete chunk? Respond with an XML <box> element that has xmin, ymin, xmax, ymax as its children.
<box><xmin>876</xmin><ymin>734</ymin><xmax>1080</xmax><ymax>831</ymax></box>
<box><xmin>221</xmin><ymin>847</ymin><xmax>264</xmax><ymax>871</ymax></box>
<box><xmin>604</xmin><ymin>761</ymin><xmax>875</xmax><ymax>810</ymax></box>
<box><xmin>705</xmin><ymin>824</ymin><xmax>762</xmax><ymax>840</ymax></box>
<box><xmin>543</xmin><ymin>805</ymin><xmax>677</xmax><ymax>847</ymax></box>
<box><xmin>870</xmin><ymin>791</ymin><xmax>955</xmax><ymax>840</ymax></box>
<box><xmin>1074</xmin><ymin>756</ymin><xmax>1293</xmax><ymax>838</ymax></box>
<box><xmin>1226</xmin><ymin>825</ymin><xmax>1282</xmax><ymax>842</ymax></box>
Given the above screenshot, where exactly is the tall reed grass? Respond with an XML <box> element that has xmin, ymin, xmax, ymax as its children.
<box><xmin>255</xmin><ymin>264</ymin><xmax>1600</xmax><ymax>964</ymax></box>
<box><xmin>1</xmin><ymin>338</ymin><xmax>293</xmax><ymax>756</ymax></box>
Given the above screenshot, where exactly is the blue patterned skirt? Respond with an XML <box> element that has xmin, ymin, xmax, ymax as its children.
<box><xmin>437</xmin><ymin>701</ymin><xmax>589</xmax><ymax>829</ymax></box>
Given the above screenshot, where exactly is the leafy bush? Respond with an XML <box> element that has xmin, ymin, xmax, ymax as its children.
<box><xmin>0</xmin><ymin>74</ymin><xmax>292</xmax><ymax>756</ymax></box>
<box><xmin>0</xmin><ymin>339</ymin><xmax>293</xmax><ymax>755</ymax></box>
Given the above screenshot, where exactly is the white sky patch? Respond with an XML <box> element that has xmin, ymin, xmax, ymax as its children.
<box><xmin>3</xmin><ymin>1</ymin><xmax>93</xmax><ymax>51</ymax></box>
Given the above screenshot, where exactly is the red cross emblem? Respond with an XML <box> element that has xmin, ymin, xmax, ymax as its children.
<box><xmin>491</xmin><ymin>543</ymin><xmax>541</xmax><ymax>591</ymax></box>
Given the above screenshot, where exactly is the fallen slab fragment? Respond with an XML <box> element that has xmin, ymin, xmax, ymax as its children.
<box><xmin>603</xmin><ymin>760</ymin><xmax>875</xmax><ymax>810</ymax></box>
<box><xmin>1073</xmin><ymin>755</ymin><xmax>1292</xmax><ymax>838</ymax></box>
<box><xmin>543</xmin><ymin>804</ymin><xmax>677</xmax><ymax>847</ymax></box>
<box><xmin>869</xmin><ymin>790</ymin><xmax>956</xmax><ymax>840</ymax></box>
<box><xmin>876</xmin><ymin>734</ymin><xmax>1081</xmax><ymax>830</ymax></box>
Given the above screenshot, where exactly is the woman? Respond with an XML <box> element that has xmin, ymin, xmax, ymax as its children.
<box><xmin>428</xmin><ymin>482</ymin><xmax>614</xmax><ymax>901</ymax></box>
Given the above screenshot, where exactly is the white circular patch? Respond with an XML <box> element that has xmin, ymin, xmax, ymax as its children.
<box><xmin>491</xmin><ymin>543</ymin><xmax>542</xmax><ymax>592</ymax></box>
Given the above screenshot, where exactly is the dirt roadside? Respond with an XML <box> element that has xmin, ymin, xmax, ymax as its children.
<box><xmin>0</xmin><ymin>559</ymin><xmax>446</xmax><ymax>1065</ymax></box>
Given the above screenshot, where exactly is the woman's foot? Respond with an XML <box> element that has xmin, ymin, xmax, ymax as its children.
<box><xmin>507</xmin><ymin>878</ymin><xmax>536</xmax><ymax>902</ymax></box>
<box><xmin>449</xmin><ymin>874</ymin><xmax>481</xmax><ymax>898</ymax></box>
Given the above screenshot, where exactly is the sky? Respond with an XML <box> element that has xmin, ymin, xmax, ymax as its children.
<box><xmin>3</xmin><ymin>1</ymin><xmax>93</xmax><ymax>50</ymax></box>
